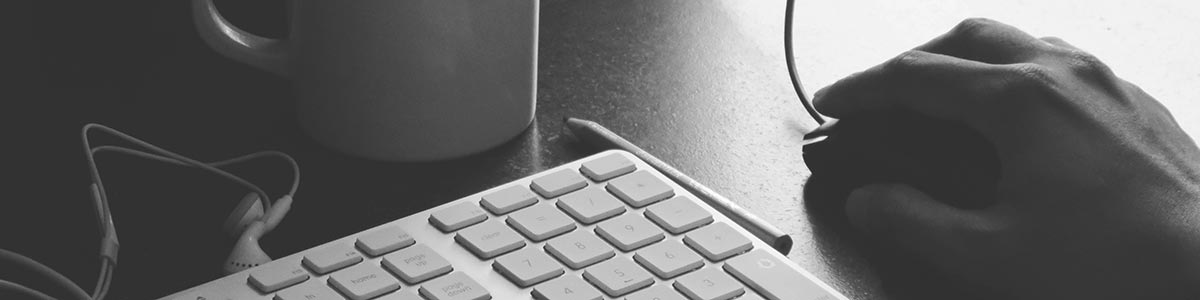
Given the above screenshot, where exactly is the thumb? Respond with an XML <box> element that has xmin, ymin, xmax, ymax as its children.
<box><xmin>846</xmin><ymin>183</ymin><xmax>991</xmax><ymax>264</ymax></box>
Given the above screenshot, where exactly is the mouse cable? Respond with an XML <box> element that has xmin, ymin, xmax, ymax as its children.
<box><xmin>785</xmin><ymin>0</ymin><xmax>826</xmax><ymax>125</ymax></box>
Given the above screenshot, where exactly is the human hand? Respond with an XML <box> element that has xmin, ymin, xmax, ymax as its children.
<box><xmin>812</xmin><ymin>18</ymin><xmax>1200</xmax><ymax>299</ymax></box>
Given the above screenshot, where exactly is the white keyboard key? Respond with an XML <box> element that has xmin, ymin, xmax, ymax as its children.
<box><xmin>530</xmin><ymin>169</ymin><xmax>588</xmax><ymax>198</ymax></box>
<box><xmin>382</xmin><ymin>244</ymin><xmax>453</xmax><ymax>284</ymax></box>
<box><xmin>493</xmin><ymin>247</ymin><xmax>565</xmax><ymax>287</ymax></box>
<box><xmin>606</xmin><ymin>170</ymin><xmax>674</xmax><ymax>207</ymax></box>
<box><xmin>736</xmin><ymin>293</ymin><xmax>767</xmax><ymax>300</ymax></box>
<box><xmin>556</xmin><ymin>186</ymin><xmax>626</xmax><ymax>224</ymax></box>
<box><xmin>579</xmin><ymin>153</ymin><xmax>636</xmax><ymax>181</ymax></box>
<box><xmin>724</xmin><ymin>249</ymin><xmax>836</xmax><ymax>300</ymax></box>
<box><xmin>274</xmin><ymin>280</ymin><xmax>342</xmax><ymax>300</ymax></box>
<box><xmin>633</xmin><ymin>239</ymin><xmax>704</xmax><ymax>279</ymax></box>
<box><xmin>480</xmin><ymin>185</ymin><xmax>539</xmax><ymax>215</ymax></box>
<box><xmin>174</xmin><ymin>289</ymin><xmax>232</xmax><ymax>300</ymax></box>
<box><xmin>247</xmin><ymin>260</ymin><xmax>309</xmax><ymax>293</ymax></box>
<box><xmin>355</xmin><ymin>226</ymin><xmax>416</xmax><ymax>257</ymax></box>
<box><xmin>430</xmin><ymin>202</ymin><xmax>488</xmax><ymax>232</ymax></box>
<box><xmin>596</xmin><ymin>213</ymin><xmax>665</xmax><ymax>251</ymax></box>
<box><xmin>455</xmin><ymin>219</ymin><xmax>526</xmax><ymax>259</ymax></box>
<box><xmin>418</xmin><ymin>272</ymin><xmax>491</xmax><ymax>300</ymax></box>
<box><xmin>328</xmin><ymin>263</ymin><xmax>401</xmax><ymax>300</ymax></box>
<box><xmin>507</xmin><ymin>202</ymin><xmax>577</xmax><ymax>241</ymax></box>
<box><xmin>302</xmin><ymin>243</ymin><xmax>363</xmax><ymax>274</ymax></box>
<box><xmin>544</xmin><ymin>230</ymin><xmax>615</xmax><ymax>269</ymax></box>
<box><xmin>582</xmin><ymin>257</ymin><xmax>654</xmax><ymax>297</ymax></box>
<box><xmin>624</xmin><ymin>284</ymin><xmax>688</xmax><ymax>300</ymax></box>
<box><xmin>376</xmin><ymin>292</ymin><xmax>425</xmax><ymax>300</ymax></box>
<box><xmin>645</xmin><ymin>196</ymin><xmax>713</xmax><ymax>234</ymax></box>
<box><xmin>673</xmin><ymin>267</ymin><xmax>744</xmax><ymax>300</ymax></box>
<box><xmin>532</xmin><ymin>275</ymin><xmax>603</xmax><ymax>300</ymax></box>
<box><xmin>684</xmin><ymin>222</ymin><xmax>752</xmax><ymax>261</ymax></box>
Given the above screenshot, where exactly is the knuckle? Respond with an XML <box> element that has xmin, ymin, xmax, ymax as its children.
<box><xmin>1006</xmin><ymin>63</ymin><xmax>1056</xmax><ymax>89</ymax></box>
<box><xmin>1063</xmin><ymin>50</ymin><xmax>1112</xmax><ymax>76</ymax></box>
<box><xmin>991</xmin><ymin>63</ymin><xmax>1059</xmax><ymax>105</ymax></box>
<box><xmin>1039</xmin><ymin>36</ymin><xmax>1066</xmax><ymax>47</ymax></box>
<box><xmin>951</xmin><ymin>18</ymin><xmax>998</xmax><ymax>38</ymax></box>
<box><xmin>882</xmin><ymin>50</ymin><xmax>923</xmax><ymax>72</ymax></box>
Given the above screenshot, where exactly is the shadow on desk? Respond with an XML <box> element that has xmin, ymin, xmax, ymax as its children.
<box><xmin>806</xmin><ymin>173</ymin><xmax>1008</xmax><ymax>300</ymax></box>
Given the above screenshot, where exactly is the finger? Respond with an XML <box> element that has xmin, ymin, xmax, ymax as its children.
<box><xmin>1038</xmin><ymin>36</ymin><xmax>1080</xmax><ymax>50</ymax></box>
<box><xmin>915</xmin><ymin>18</ymin><xmax>1048</xmax><ymax>64</ymax></box>
<box><xmin>845</xmin><ymin>184</ymin><xmax>997</xmax><ymax>269</ymax></box>
<box><xmin>812</xmin><ymin>50</ymin><xmax>1009</xmax><ymax>131</ymax></box>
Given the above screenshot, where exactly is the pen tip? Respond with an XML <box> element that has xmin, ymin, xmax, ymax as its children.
<box><xmin>564</xmin><ymin>117</ymin><xmax>588</xmax><ymax>125</ymax></box>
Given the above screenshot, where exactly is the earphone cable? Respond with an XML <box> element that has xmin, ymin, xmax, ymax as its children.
<box><xmin>91</xmin><ymin>146</ymin><xmax>300</xmax><ymax>196</ymax></box>
<box><xmin>83</xmin><ymin>124</ymin><xmax>274</xmax><ymax>210</ymax></box>
<box><xmin>0</xmin><ymin>249</ymin><xmax>92</xmax><ymax>300</ymax></box>
<box><xmin>79</xmin><ymin>123</ymin><xmax>288</xmax><ymax>300</ymax></box>
<box><xmin>0</xmin><ymin>279</ymin><xmax>58</xmax><ymax>300</ymax></box>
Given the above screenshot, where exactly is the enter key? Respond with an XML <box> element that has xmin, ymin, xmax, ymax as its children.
<box><xmin>722</xmin><ymin>249</ymin><xmax>846</xmax><ymax>300</ymax></box>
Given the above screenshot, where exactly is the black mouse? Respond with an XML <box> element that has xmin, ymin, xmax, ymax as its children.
<box><xmin>802</xmin><ymin>109</ymin><xmax>1001</xmax><ymax>224</ymax></box>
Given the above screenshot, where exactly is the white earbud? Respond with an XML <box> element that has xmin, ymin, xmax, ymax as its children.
<box><xmin>223</xmin><ymin>193</ymin><xmax>264</xmax><ymax>238</ymax></box>
<box><xmin>222</xmin><ymin>194</ymin><xmax>293</xmax><ymax>275</ymax></box>
<box><xmin>223</xmin><ymin>220</ymin><xmax>270</xmax><ymax>274</ymax></box>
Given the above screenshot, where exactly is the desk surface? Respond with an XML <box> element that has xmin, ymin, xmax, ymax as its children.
<box><xmin>11</xmin><ymin>0</ymin><xmax>1197</xmax><ymax>299</ymax></box>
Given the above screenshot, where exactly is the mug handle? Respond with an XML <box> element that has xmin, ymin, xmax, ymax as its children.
<box><xmin>191</xmin><ymin>0</ymin><xmax>290</xmax><ymax>77</ymax></box>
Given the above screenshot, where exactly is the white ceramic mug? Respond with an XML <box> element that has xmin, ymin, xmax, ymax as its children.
<box><xmin>192</xmin><ymin>0</ymin><xmax>539</xmax><ymax>161</ymax></box>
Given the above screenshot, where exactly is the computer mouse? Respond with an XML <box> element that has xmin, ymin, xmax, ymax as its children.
<box><xmin>802</xmin><ymin>109</ymin><xmax>1001</xmax><ymax>223</ymax></box>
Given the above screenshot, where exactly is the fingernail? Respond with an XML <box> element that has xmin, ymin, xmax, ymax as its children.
<box><xmin>806</xmin><ymin>119</ymin><xmax>840</xmax><ymax>137</ymax></box>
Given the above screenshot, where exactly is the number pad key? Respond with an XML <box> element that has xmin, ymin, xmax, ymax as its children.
<box><xmin>633</xmin><ymin>239</ymin><xmax>704</xmax><ymax>279</ymax></box>
<box><xmin>382</xmin><ymin>244</ymin><xmax>453</xmax><ymax>284</ymax></box>
<box><xmin>455</xmin><ymin>219</ymin><xmax>526</xmax><ymax>259</ymax></box>
<box><xmin>507</xmin><ymin>202</ymin><xmax>577</xmax><ymax>241</ymax></box>
<box><xmin>684</xmin><ymin>222</ymin><xmax>752</xmax><ymax>261</ymax></box>
<box><xmin>530</xmin><ymin>169</ymin><xmax>588</xmax><ymax>198</ymax></box>
<box><xmin>418</xmin><ymin>271</ymin><xmax>491</xmax><ymax>300</ymax></box>
<box><xmin>606</xmin><ymin>170</ymin><xmax>674</xmax><ymax>207</ymax></box>
<box><xmin>673</xmin><ymin>267</ymin><xmax>744</xmax><ymax>300</ymax></box>
<box><xmin>625</xmin><ymin>284</ymin><xmax>688</xmax><ymax>300</ymax></box>
<box><xmin>493</xmin><ymin>247</ymin><xmax>565</xmax><ymax>287</ymax></box>
<box><xmin>579</xmin><ymin>153</ymin><xmax>636</xmax><ymax>181</ymax></box>
<box><xmin>645</xmin><ymin>196</ymin><xmax>713</xmax><ymax>234</ymax></box>
<box><xmin>595</xmin><ymin>213</ymin><xmax>665</xmax><ymax>252</ymax></box>
<box><xmin>481</xmin><ymin>185</ymin><xmax>539</xmax><ymax>215</ymax></box>
<box><xmin>532</xmin><ymin>275</ymin><xmax>603</xmax><ymax>300</ymax></box>
<box><xmin>429</xmin><ymin>202</ymin><xmax>488</xmax><ymax>232</ymax></box>
<box><xmin>556</xmin><ymin>186</ymin><xmax>626</xmax><ymax>224</ymax></box>
<box><xmin>328</xmin><ymin>263</ymin><xmax>402</xmax><ymax>300</ymax></box>
<box><xmin>723</xmin><ymin>249</ymin><xmax>835</xmax><ymax>300</ymax></box>
<box><xmin>544</xmin><ymin>230</ymin><xmax>615</xmax><ymax>269</ymax></box>
<box><xmin>582</xmin><ymin>257</ymin><xmax>654</xmax><ymax>297</ymax></box>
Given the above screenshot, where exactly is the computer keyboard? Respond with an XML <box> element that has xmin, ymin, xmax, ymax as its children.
<box><xmin>160</xmin><ymin>150</ymin><xmax>847</xmax><ymax>300</ymax></box>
